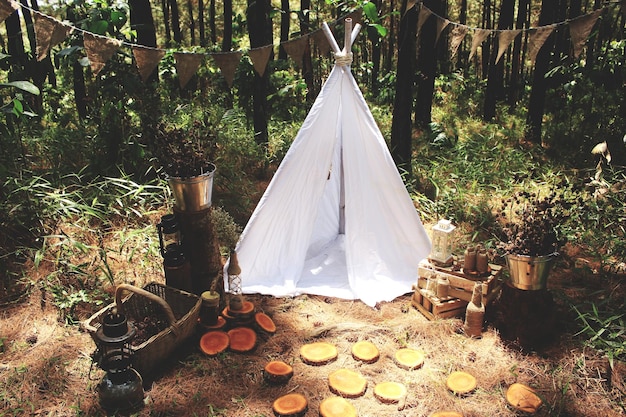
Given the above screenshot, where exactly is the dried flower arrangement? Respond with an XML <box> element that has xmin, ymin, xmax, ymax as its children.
<box><xmin>496</xmin><ymin>189</ymin><xmax>573</xmax><ymax>257</ymax></box>
<box><xmin>150</xmin><ymin>119</ymin><xmax>217</xmax><ymax>178</ymax></box>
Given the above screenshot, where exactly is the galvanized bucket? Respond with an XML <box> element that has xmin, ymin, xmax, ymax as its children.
<box><xmin>167</xmin><ymin>164</ymin><xmax>215</xmax><ymax>212</ymax></box>
<box><xmin>506</xmin><ymin>253</ymin><xmax>557</xmax><ymax>290</ymax></box>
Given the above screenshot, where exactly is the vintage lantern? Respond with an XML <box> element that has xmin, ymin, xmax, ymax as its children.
<box><xmin>93</xmin><ymin>309</ymin><xmax>144</xmax><ymax>413</ymax></box>
<box><xmin>157</xmin><ymin>213</ymin><xmax>182</xmax><ymax>257</ymax></box>
<box><xmin>430</xmin><ymin>219</ymin><xmax>456</xmax><ymax>265</ymax></box>
<box><xmin>226</xmin><ymin>249</ymin><xmax>244</xmax><ymax>311</ymax></box>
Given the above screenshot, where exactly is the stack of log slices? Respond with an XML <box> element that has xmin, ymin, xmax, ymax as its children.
<box><xmin>199</xmin><ymin>301</ymin><xmax>276</xmax><ymax>357</ymax></box>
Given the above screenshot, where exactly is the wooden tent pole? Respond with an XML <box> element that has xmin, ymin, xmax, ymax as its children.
<box><xmin>321</xmin><ymin>22</ymin><xmax>341</xmax><ymax>54</ymax></box>
<box><xmin>343</xmin><ymin>18</ymin><xmax>352</xmax><ymax>54</ymax></box>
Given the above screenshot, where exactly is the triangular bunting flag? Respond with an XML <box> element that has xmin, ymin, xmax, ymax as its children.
<box><xmin>435</xmin><ymin>18</ymin><xmax>451</xmax><ymax>46</ymax></box>
<box><xmin>211</xmin><ymin>51</ymin><xmax>242</xmax><ymax>88</ymax></box>
<box><xmin>0</xmin><ymin>0</ymin><xmax>18</xmax><ymax>24</ymax></box>
<box><xmin>496</xmin><ymin>29</ymin><xmax>521</xmax><ymax>63</ymax></box>
<box><xmin>132</xmin><ymin>46</ymin><xmax>165</xmax><ymax>82</ymax></box>
<box><xmin>174</xmin><ymin>52</ymin><xmax>204</xmax><ymax>88</ymax></box>
<box><xmin>34</xmin><ymin>13</ymin><xmax>73</xmax><ymax>61</ymax></box>
<box><xmin>403</xmin><ymin>0</ymin><xmax>417</xmax><ymax>16</ymax></box>
<box><xmin>282</xmin><ymin>36</ymin><xmax>309</xmax><ymax>68</ymax></box>
<box><xmin>248</xmin><ymin>45</ymin><xmax>273</xmax><ymax>77</ymax></box>
<box><xmin>569</xmin><ymin>9</ymin><xmax>602</xmax><ymax>58</ymax></box>
<box><xmin>449</xmin><ymin>24</ymin><xmax>468</xmax><ymax>57</ymax></box>
<box><xmin>311</xmin><ymin>29</ymin><xmax>331</xmax><ymax>56</ymax></box>
<box><xmin>469</xmin><ymin>28</ymin><xmax>491</xmax><ymax>60</ymax></box>
<box><xmin>528</xmin><ymin>25</ymin><xmax>555</xmax><ymax>64</ymax></box>
<box><xmin>83</xmin><ymin>33</ymin><xmax>122</xmax><ymax>76</ymax></box>
<box><xmin>416</xmin><ymin>6</ymin><xmax>432</xmax><ymax>35</ymax></box>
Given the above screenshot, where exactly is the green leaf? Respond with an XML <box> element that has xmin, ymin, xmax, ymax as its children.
<box><xmin>363</xmin><ymin>1</ymin><xmax>378</xmax><ymax>22</ymax></box>
<box><xmin>89</xmin><ymin>20</ymin><xmax>109</xmax><ymax>35</ymax></box>
<box><xmin>373</xmin><ymin>23</ymin><xmax>387</xmax><ymax>37</ymax></box>
<box><xmin>12</xmin><ymin>99</ymin><xmax>23</xmax><ymax>117</ymax></box>
<box><xmin>110</xmin><ymin>10</ymin><xmax>127</xmax><ymax>28</ymax></box>
<box><xmin>0</xmin><ymin>81</ymin><xmax>40</xmax><ymax>95</ymax></box>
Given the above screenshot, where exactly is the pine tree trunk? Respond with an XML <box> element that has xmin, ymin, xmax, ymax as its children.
<box><xmin>247</xmin><ymin>0</ymin><xmax>272</xmax><ymax>146</ymax></box>
<box><xmin>198</xmin><ymin>0</ymin><xmax>205</xmax><ymax>46</ymax></box>
<box><xmin>508</xmin><ymin>0</ymin><xmax>529</xmax><ymax>107</ymax></box>
<box><xmin>209</xmin><ymin>0</ymin><xmax>216</xmax><ymax>44</ymax></box>
<box><xmin>187</xmin><ymin>0</ymin><xmax>196</xmax><ymax>44</ymax></box>
<box><xmin>414</xmin><ymin>0</ymin><xmax>440</xmax><ymax>128</ymax></box>
<box><xmin>279</xmin><ymin>0</ymin><xmax>289</xmax><ymax>60</ymax></box>
<box><xmin>483</xmin><ymin>0</ymin><xmax>515</xmax><ymax>120</ymax></box>
<box><xmin>390</xmin><ymin>0</ymin><xmax>417</xmax><ymax>175</ymax></box>
<box><xmin>300</xmin><ymin>0</ymin><xmax>315</xmax><ymax>101</ymax></box>
<box><xmin>169</xmin><ymin>0</ymin><xmax>183</xmax><ymax>44</ymax></box>
<box><xmin>130</xmin><ymin>0</ymin><xmax>159</xmax><ymax>82</ymax></box>
<box><xmin>524</xmin><ymin>0</ymin><xmax>556</xmax><ymax>143</ymax></box>
<box><xmin>223</xmin><ymin>0</ymin><xmax>232</xmax><ymax>51</ymax></box>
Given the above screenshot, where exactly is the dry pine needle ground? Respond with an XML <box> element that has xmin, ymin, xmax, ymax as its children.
<box><xmin>0</xmin><ymin>272</ymin><xmax>624</xmax><ymax>417</ymax></box>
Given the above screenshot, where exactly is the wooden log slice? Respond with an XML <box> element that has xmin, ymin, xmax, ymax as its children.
<box><xmin>263</xmin><ymin>360</ymin><xmax>294</xmax><ymax>385</ymax></box>
<box><xmin>199</xmin><ymin>331</ymin><xmax>229</xmax><ymax>356</ymax></box>
<box><xmin>373</xmin><ymin>381</ymin><xmax>407</xmax><ymax>404</ymax></box>
<box><xmin>198</xmin><ymin>315</ymin><xmax>227</xmax><ymax>331</ymax></box>
<box><xmin>393</xmin><ymin>348</ymin><xmax>425</xmax><ymax>370</ymax></box>
<box><xmin>255</xmin><ymin>312</ymin><xmax>277</xmax><ymax>334</ymax></box>
<box><xmin>272</xmin><ymin>393</ymin><xmax>308</xmax><ymax>417</ymax></box>
<box><xmin>228</xmin><ymin>300</ymin><xmax>256</xmax><ymax>317</ymax></box>
<box><xmin>446</xmin><ymin>371</ymin><xmax>477</xmax><ymax>395</ymax></box>
<box><xmin>319</xmin><ymin>396</ymin><xmax>357</xmax><ymax>417</ymax></box>
<box><xmin>351</xmin><ymin>340</ymin><xmax>379</xmax><ymax>364</ymax></box>
<box><xmin>328</xmin><ymin>369</ymin><xmax>368</xmax><ymax>398</ymax></box>
<box><xmin>227</xmin><ymin>327</ymin><xmax>257</xmax><ymax>353</ymax></box>
<box><xmin>300</xmin><ymin>342</ymin><xmax>338</xmax><ymax>365</ymax></box>
<box><xmin>506</xmin><ymin>383</ymin><xmax>542</xmax><ymax>413</ymax></box>
<box><xmin>429</xmin><ymin>412</ymin><xmax>463</xmax><ymax>417</ymax></box>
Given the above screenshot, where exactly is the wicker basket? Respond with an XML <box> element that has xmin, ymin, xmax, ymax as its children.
<box><xmin>83</xmin><ymin>282</ymin><xmax>201</xmax><ymax>376</ymax></box>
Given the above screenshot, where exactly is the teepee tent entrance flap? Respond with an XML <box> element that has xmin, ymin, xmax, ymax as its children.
<box><xmin>226</xmin><ymin>19</ymin><xmax>431</xmax><ymax>307</ymax></box>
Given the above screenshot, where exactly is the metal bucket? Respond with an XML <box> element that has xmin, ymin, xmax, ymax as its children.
<box><xmin>167</xmin><ymin>165</ymin><xmax>215</xmax><ymax>212</ymax></box>
<box><xmin>506</xmin><ymin>253</ymin><xmax>556</xmax><ymax>290</ymax></box>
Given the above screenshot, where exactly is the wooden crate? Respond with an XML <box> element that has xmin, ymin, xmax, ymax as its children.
<box><xmin>411</xmin><ymin>289</ymin><xmax>468</xmax><ymax>320</ymax></box>
<box><xmin>417</xmin><ymin>259</ymin><xmax>503</xmax><ymax>303</ymax></box>
<box><xmin>411</xmin><ymin>259</ymin><xmax>503</xmax><ymax>320</ymax></box>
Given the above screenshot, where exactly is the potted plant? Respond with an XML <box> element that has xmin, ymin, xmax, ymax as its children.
<box><xmin>150</xmin><ymin>119</ymin><xmax>217</xmax><ymax>212</ymax></box>
<box><xmin>495</xmin><ymin>188</ymin><xmax>572</xmax><ymax>290</ymax></box>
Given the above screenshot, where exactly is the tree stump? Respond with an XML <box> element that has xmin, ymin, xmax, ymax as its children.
<box><xmin>300</xmin><ymin>342</ymin><xmax>338</xmax><ymax>365</ymax></box>
<box><xmin>488</xmin><ymin>283</ymin><xmax>556</xmax><ymax>350</ymax></box>
<box><xmin>319</xmin><ymin>396</ymin><xmax>357</xmax><ymax>417</ymax></box>
<box><xmin>263</xmin><ymin>361</ymin><xmax>293</xmax><ymax>385</ymax></box>
<box><xmin>174</xmin><ymin>207</ymin><xmax>223</xmax><ymax>296</ymax></box>
<box><xmin>199</xmin><ymin>331</ymin><xmax>229</xmax><ymax>356</ymax></box>
<box><xmin>446</xmin><ymin>371</ymin><xmax>477</xmax><ymax>396</ymax></box>
<box><xmin>351</xmin><ymin>340</ymin><xmax>379</xmax><ymax>364</ymax></box>
<box><xmin>272</xmin><ymin>393</ymin><xmax>308</xmax><ymax>417</ymax></box>
<box><xmin>328</xmin><ymin>369</ymin><xmax>367</xmax><ymax>398</ymax></box>
<box><xmin>506</xmin><ymin>383</ymin><xmax>542</xmax><ymax>413</ymax></box>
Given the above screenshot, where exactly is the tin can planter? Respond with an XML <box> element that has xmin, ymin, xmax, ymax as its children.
<box><xmin>505</xmin><ymin>253</ymin><xmax>557</xmax><ymax>290</ymax></box>
<box><xmin>167</xmin><ymin>163</ymin><xmax>216</xmax><ymax>212</ymax></box>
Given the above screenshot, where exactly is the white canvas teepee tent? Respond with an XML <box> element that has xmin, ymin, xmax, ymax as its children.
<box><xmin>225</xmin><ymin>19</ymin><xmax>431</xmax><ymax>307</ymax></box>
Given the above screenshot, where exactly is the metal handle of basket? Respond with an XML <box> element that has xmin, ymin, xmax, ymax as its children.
<box><xmin>115</xmin><ymin>284</ymin><xmax>180</xmax><ymax>336</ymax></box>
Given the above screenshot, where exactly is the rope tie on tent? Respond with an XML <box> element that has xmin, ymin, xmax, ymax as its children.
<box><xmin>334</xmin><ymin>51</ymin><xmax>353</xmax><ymax>67</ymax></box>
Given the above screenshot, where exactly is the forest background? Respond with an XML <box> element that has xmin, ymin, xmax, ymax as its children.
<box><xmin>0</xmin><ymin>0</ymin><xmax>625</xmax><ymax>414</ymax></box>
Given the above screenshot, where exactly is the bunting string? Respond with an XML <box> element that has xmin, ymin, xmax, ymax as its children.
<box><xmin>0</xmin><ymin>0</ymin><xmax>622</xmax><ymax>88</ymax></box>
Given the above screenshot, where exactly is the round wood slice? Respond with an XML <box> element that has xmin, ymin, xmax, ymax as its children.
<box><xmin>199</xmin><ymin>331</ymin><xmax>229</xmax><ymax>356</ymax></box>
<box><xmin>328</xmin><ymin>369</ymin><xmax>368</xmax><ymax>398</ymax></box>
<box><xmin>446</xmin><ymin>371</ymin><xmax>477</xmax><ymax>395</ymax></box>
<box><xmin>506</xmin><ymin>383</ymin><xmax>542</xmax><ymax>413</ymax></box>
<box><xmin>373</xmin><ymin>381</ymin><xmax>407</xmax><ymax>404</ymax></box>
<box><xmin>263</xmin><ymin>360</ymin><xmax>293</xmax><ymax>385</ymax></box>
<box><xmin>272</xmin><ymin>393</ymin><xmax>308</xmax><ymax>417</ymax></box>
<box><xmin>227</xmin><ymin>327</ymin><xmax>257</xmax><ymax>353</ymax></box>
<box><xmin>300</xmin><ymin>342</ymin><xmax>338</xmax><ymax>365</ymax></box>
<box><xmin>429</xmin><ymin>412</ymin><xmax>463</xmax><ymax>417</ymax></box>
<box><xmin>199</xmin><ymin>315</ymin><xmax>227</xmax><ymax>331</ymax></box>
<box><xmin>319</xmin><ymin>396</ymin><xmax>357</xmax><ymax>417</ymax></box>
<box><xmin>255</xmin><ymin>312</ymin><xmax>277</xmax><ymax>334</ymax></box>
<box><xmin>228</xmin><ymin>300</ymin><xmax>255</xmax><ymax>317</ymax></box>
<box><xmin>394</xmin><ymin>348</ymin><xmax>425</xmax><ymax>370</ymax></box>
<box><xmin>351</xmin><ymin>340</ymin><xmax>379</xmax><ymax>363</ymax></box>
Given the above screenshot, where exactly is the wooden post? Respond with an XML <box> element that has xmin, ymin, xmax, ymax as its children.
<box><xmin>174</xmin><ymin>206</ymin><xmax>224</xmax><ymax>297</ymax></box>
